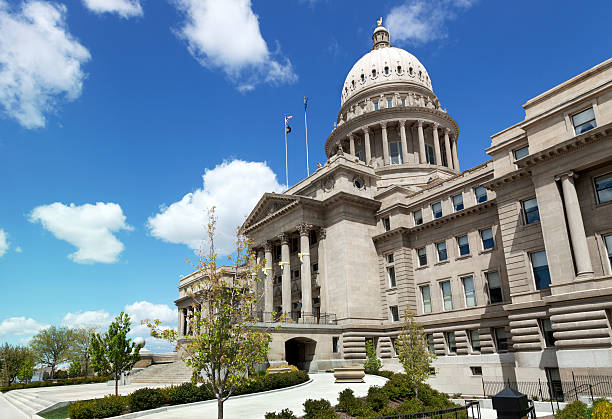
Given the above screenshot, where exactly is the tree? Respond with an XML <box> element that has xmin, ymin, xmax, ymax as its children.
<box><xmin>90</xmin><ymin>312</ymin><xmax>142</xmax><ymax>396</ymax></box>
<box><xmin>68</xmin><ymin>359</ymin><xmax>82</xmax><ymax>378</ymax></box>
<box><xmin>0</xmin><ymin>343</ymin><xmax>33</xmax><ymax>385</ymax></box>
<box><xmin>363</xmin><ymin>339</ymin><xmax>382</xmax><ymax>374</ymax></box>
<box><xmin>71</xmin><ymin>327</ymin><xmax>97</xmax><ymax>377</ymax></box>
<box><xmin>149</xmin><ymin>208</ymin><xmax>272</xmax><ymax>419</ymax></box>
<box><xmin>17</xmin><ymin>356</ymin><xmax>35</xmax><ymax>383</ymax></box>
<box><xmin>30</xmin><ymin>326</ymin><xmax>73</xmax><ymax>379</ymax></box>
<box><xmin>396</xmin><ymin>309</ymin><xmax>436</xmax><ymax>397</ymax></box>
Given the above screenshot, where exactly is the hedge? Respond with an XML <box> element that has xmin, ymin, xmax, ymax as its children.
<box><xmin>1</xmin><ymin>376</ymin><xmax>110</xmax><ymax>393</ymax></box>
<box><xmin>68</xmin><ymin>370</ymin><xmax>309</xmax><ymax>419</ymax></box>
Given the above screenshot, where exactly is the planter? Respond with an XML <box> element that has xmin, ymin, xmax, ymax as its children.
<box><xmin>267</xmin><ymin>367</ymin><xmax>294</xmax><ymax>374</ymax></box>
<box><xmin>333</xmin><ymin>366</ymin><xmax>365</xmax><ymax>383</ymax></box>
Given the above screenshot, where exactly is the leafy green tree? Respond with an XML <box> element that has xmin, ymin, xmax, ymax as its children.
<box><xmin>149</xmin><ymin>208</ymin><xmax>272</xmax><ymax>419</ymax></box>
<box><xmin>363</xmin><ymin>339</ymin><xmax>382</xmax><ymax>374</ymax></box>
<box><xmin>71</xmin><ymin>327</ymin><xmax>97</xmax><ymax>377</ymax></box>
<box><xmin>90</xmin><ymin>312</ymin><xmax>142</xmax><ymax>396</ymax></box>
<box><xmin>68</xmin><ymin>359</ymin><xmax>82</xmax><ymax>378</ymax></box>
<box><xmin>30</xmin><ymin>326</ymin><xmax>73</xmax><ymax>379</ymax></box>
<box><xmin>17</xmin><ymin>356</ymin><xmax>35</xmax><ymax>383</ymax></box>
<box><xmin>0</xmin><ymin>343</ymin><xmax>33</xmax><ymax>385</ymax></box>
<box><xmin>396</xmin><ymin>309</ymin><xmax>436</xmax><ymax>397</ymax></box>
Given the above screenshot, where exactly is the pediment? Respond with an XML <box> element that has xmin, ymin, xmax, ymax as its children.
<box><xmin>242</xmin><ymin>193</ymin><xmax>299</xmax><ymax>231</ymax></box>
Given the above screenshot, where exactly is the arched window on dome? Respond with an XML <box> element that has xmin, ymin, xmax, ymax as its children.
<box><xmin>419</xmin><ymin>70</ymin><xmax>422</xmax><ymax>79</ymax></box>
<box><xmin>361</xmin><ymin>74</ymin><xmax>365</xmax><ymax>82</ymax></box>
<box><xmin>384</xmin><ymin>66</ymin><xmax>389</xmax><ymax>75</ymax></box>
<box><xmin>372</xmin><ymin>69</ymin><xmax>377</xmax><ymax>78</ymax></box>
<box><xmin>397</xmin><ymin>66</ymin><xmax>402</xmax><ymax>74</ymax></box>
<box><xmin>409</xmin><ymin>67</ymin><xmax>414</xmax><ymax>76</ymax></box>
<box><xmin>351</xmin><ymin>80</ymin><xmax>355</xmax><ymax>88</ymax></box>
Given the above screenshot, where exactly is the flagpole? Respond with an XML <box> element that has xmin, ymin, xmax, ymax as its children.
<box><xmin>284</xmin><ymin>115</ymin><xmax>288</xmax><ymax>189</ymax></box>
<box><xmin>304</xmin><ymin>97</ymin><xmax>309</xmax><ymax>177</ymax></box>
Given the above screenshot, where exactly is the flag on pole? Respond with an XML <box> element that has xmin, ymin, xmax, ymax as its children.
<box><xmin>285</xmin><ymin>115</ymin><xmax>293</xmax><ymax>134</ymax></box>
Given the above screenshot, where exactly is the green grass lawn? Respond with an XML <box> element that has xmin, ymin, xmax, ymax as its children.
<box><xmin>38</xmin><ymin>404</ymin><xmax>69</xmax><ymax>419</ymax></box>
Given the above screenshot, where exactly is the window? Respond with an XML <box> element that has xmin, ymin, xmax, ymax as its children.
<box><xmin>389</xmin><ymin>142</ymin><xmax>402</xmax><ymax>164</ymax></box>
<box><xmin>332</xmin><ymin>337</ymin><xmax>339</xmax><ymax>353</ymax></box>
<box><xmin>522</xmin><ymin>198</ymin><xmax>540</xmax><ymax>224</ymax></box>
<box><xmin>595</xmin><ymin>173</ymin><xmax>612</xmax><ymax>204</ymax></box>
<box><xmin>531</xmin><ymin>251</ymin><xmax>551</xmax><ymax>290</ymax></box>
<box><xmin>360</xmin><ymin>74</ymin><xmax>365</xmax><ymax>82</ymax></box>
<box><xmin>402</xmin><ymin>98</ymin><xmax>406</xmax><ymax>107</ymax></box>
<box><xmin>374</xmin><ymin>102</ymin><xmax>379</xmax><ymax>111</ymax></box>
<box><xmin>386</xmin><ymin>253</ymin><xmax>396</xmax><ymax>288</ymax></box>
<box><xmin>441</xmin><ymin>281</ymin><xmax>453</xmax><ymax>310</ymax></box>
<box><xmin>445</xmin><ymin>332</ymin><xmax>457</xmax><ymax>353</ymax></box>
<box><xmin>486</xmin><ymin>271</ymin><xmax>503</xmax><ymax>304</ymax></box>
<box><xmin>469</xmin><ymin>330</ymin><xmax>481</xmax><ymax>352</ymax></box>
<box><xmin>463</xmin><ymin>276</ymin><xmax>476</xmax><ymax>307</ymax></box>
<box><xmin>417</xmin><ymin>247</ymin><xmax>427</xmax><ymax>267</ymax></box>
<box><xmin>274</xmin><ymin>275</ymin><xmax>282</xmax><ymax>285</ymax></box>
<box><xmin>312</xmin><ymin>262</ymin><xmax>319</xmax><ymax>273</ymax></box>
<box><xmin>390</xmin><ymin>305</ymin><xmax>399</xmax><ymax>322</ymax></box>
<box><xmin>384</xmin><ymin>66</ymin><xmax>389</xmax><ymax>75</ymax></box>
<box><xmin>432</xmin><ymin>202</ymin><xmax>443</xmax><ymax>219</ymax></box>
<box><xmin>436</xmin><ymin>241</ymin><xmax>447</xmax><ymax>262</ymax></box>
<box><xmin>292</xmin><ymin>269</ymin><xmax>300</xmax><ymax>279</ymax></box>
<box><xmin>387</xmin><ymin>99</ymin><xmax>393</xmax><ymax>108</ymax></box>
<box><xmin>493</xmin><ymin>327</ymin><xmax>509</xmax><ymax>352</ymax></box>
<box><xmin>457</xmin><ymin>234</ymin><xmax>470</xmax><ymax>256</ymax></box>
<box><xmin>470</xmin><ymin>366</ymin><xmax>483</xmax><ymax>376</ymax></box>
<box><xmin>386</xmin><ymin>254</ymin><xmax>394</xmax><ymax>264</ymax></box>
<box><xmin>541</xmin><ymin>318</ymin><xmax>556</xmax><ymax>348</ymax></box>
<box><xmin>372</xmin><ymin>69</ymin><xmax>377</xmax><ymax>77</ymax></box>
<box><xmin>413</xmin><ymin>209</ymin><xmax>423</xmax><ymax>226</ymax></box>
<box><xmin>421</xmin><ymin>285</ymin><xmax>432</xmax><ymax>313</ymax></box>
<box><xmin>474</xmin><ymin>186</ymin><xmax>488</xmax><ymax>203</ymax></box>
<box><xmin>452</xmin><ymin>194</ymin><xmax>464</xmax><ymax>212</ymax></box>
<box><xmin>481</xmin><ymin>228</ymin><xmax>494</xmax><ymax>250</ymax></box>
<box><xmin>383</xmin><ymin>217</ymin><xmax>391</xmax><ymax>231</ymax></box>
<box><xmin>572</xmin><ymin>107</ymin><xmax>597</xmax><ymax>134</ymax></box>
<box><xmin>604</xmin><ymin>235</ymin><xmax>612</xmax><ymax>271</ymax></box>
<box><xmin>274</xmin><ymin>244</ymin><xmax>281</xmax><ymax>261</ymax></box>
<box><xmin>513</xmin><ymin>146</ymin><xmax>529</xmax><ymax>161</ymax></box>
<box><xmin>397</xmin><ymin>65</ymin><xmax>402</xmax><ymax>74</ymax></box>
<box><xmin>309</xmin><ymin>230</ymin><xmax>318</xmax><ymax>245</ymax></box>
<box><xmin>290</xmin><ymin>237</ymin><xmax>299</xmax><ymax>253</ymax></box>
<box><xmin>425</xmin><ymin>144</ymin><xmax>435</xmax><ymax>164</ymax></box>
<box><xmin>426</xmin><ymin>334</ymin><xmax>435</xmax><ymax>353</ymax></box>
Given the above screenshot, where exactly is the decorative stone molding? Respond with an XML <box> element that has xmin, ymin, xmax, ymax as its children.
<box><xmin>297</xmin><ymin>223</ymin><xmax>313</xmax><ymax>236</ymax></box>
<box><xmin>277</xmin><ymin>233</ymin><xmax>289</xmax><ymax>245</ymax></box>
<box><xmin>318</xmin><ymin>228</ymin><xmax>327</xmax><ymax>240</ymax></box>
<box><xmin>263</xmin><ymin>241</ymin><xmax>273</xmax><ymax>253</ymax></box>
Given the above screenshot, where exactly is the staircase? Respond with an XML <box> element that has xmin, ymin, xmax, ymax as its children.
<box><xmin>2</xmin><ymin>389</ymin><xmax>57</xmax><ymax>418</ymax></box>
<box><xmin>131</xmin><ymin>360</ymin><xmax>193</xmax><ymax>384</ymax></box>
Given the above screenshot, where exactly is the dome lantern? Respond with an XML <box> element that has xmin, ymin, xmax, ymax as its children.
<box><xmin>372</xmin><ymin>17</ymin><xmax>390</xmax><ymax>50</ymax></box>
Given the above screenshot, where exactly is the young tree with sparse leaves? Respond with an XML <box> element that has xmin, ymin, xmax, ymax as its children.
<box><xmin>30</xmin><ymin>326</ymin><xmax>73</xmax><ymax>380</ymax></box>
<box><xmin>149</xmin><ymin>208</ymin><xmax>272</xmax><ymax>419</ymax></box>
<box><xmin>72</xmin><ymin>327</ymin><xmax>97</xmax><ymax>377</ymax></box>
<box><xmin>90</xmin><ymin>312</ymin><xmax>142</xmax><ymax>396</ymax></box>
<box><xmin>396</xmin><ymin>309</ymin><xmax>436</xmax><ymax>397</ymax></box>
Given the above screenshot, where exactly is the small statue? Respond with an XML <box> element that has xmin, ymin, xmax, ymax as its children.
<box><xmin>377</xmin><ymin>17</ymin><xmax>383</xmax><ymax>26</ymax></box>
<box><xmin>317</xmin><ymin>162</ymin><xmax>322</xmax><ymax>169</ymax></box>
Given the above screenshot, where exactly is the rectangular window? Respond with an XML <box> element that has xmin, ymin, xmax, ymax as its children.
<box><xmin>522</xmin><ymin>198</ymin><xmax>540</xmax><ymax>224</ymax></box>
<box><xmin>513</xmin><ymin>145</ymin><xmax>529</xmax><ymax>161</ymax></box>
<box><xmin>432</xmin><ymin>202</ymin><xmax>443</xmax><ymax>219</ymax></box>
<box><xmin>469</xmin><ymin>330</ymin><xmax>481</xmax><ymax>352</ymax></box>
<box><xmin>421</xmin><ymin>285</ymin><xmax>432</xmax><ymax>313</ymax></box>
<box><xmin>413</xmin><ymin>209</ymin><xmax>423</xmax><ymax>225</ymax></box>
<box><xmin>474</xmin><ymin>186</ymin><xmax>488</xmax><ymax>203</ymax></box>
<box><xmin>386</xmin><ymin>253</ymin><xmax>396</xmax><ymax>288</ymax></box>
<box><xmin>445</xmin><ymin>332</ymin><xmax>457</xmax><ymax>354</ymax></box>
<box><xmin>452</xmin><ymin>194</ymin><xmax>464</xmax><ymax>212</ymax></box>
<box><xmin>531</xmin><ymin>251</ymin><xmax>551</xmax><ymax>290</ymax></box>
<box><xmin>356</xmin><ymin>150</ymin><xmax>365</xmax><ymax>162</ymax></box>
<box><xmin>441</xmin><ymin>281</ymin><xmax>453</xmax><ymax>310</ymax></box>
<box><xmin>481</xmin><ymin>228</ymin><xmax>494</xmax><ymax>250</ymax></box>
<box><xmin>292</xmin><ymin>269</ymin><xmax>300</xmax><ymax>279</ymax></box>
<box><xmin>436</xmin><ymin>241</ymin><xmax>448</xmax><ymax>262</ymax></box>
<box><xmin>463</xmin><ymin>276</ymin><xmax>476</xmax><ymax>307</ymax></box>
<box><xmin>274</xmin><ymin>245</ymin><xmax>282</xmax><ymax>261</ymax></box>
<box><xmin>426</xmin><ymin>334</ymin><xmax>435</xmax><ymax>353</ymax></box>
<box><xmin>390</xmin><ymin>305</ymin><xmax>399</xmax><ymax>322</ymax></box>
<box><xmin>332</xmin><ymin>337</ymin><xmax>339</xmax><ymax>353</ymax></box>
<box><xmin>486</xmin><ymin>271</ymin><xmax>503</xmax><ymax>304</ymax></box>
<box><xmin>457</xmin><ymin>234</ymin><xmax>470</xmax><ymax>256</ymax></box>
<box><xmin>374</xmin><ymin>102</ymin><xmax>379</xmax><ymax>111</ymax></box>
<box><xmin>290</xmin><ymin>237</ymin><xmax>299</xmax><ymax>253</ymax></box>
<box><xmin>386</xmin><ymin>254</ymin><xmax>394</xmax><ymax>264</ymax></box>
<box><xmin>470</xmin><ymin>366</ymin><xmax>483</xmax><ymax>376</ymax></box>
<box><xmin>274</xmin><ymin>275</ymin><xmax>282</xmax><ymax>285</ymax></box>
<box><xmin>383</xmin><ymin>217</ymin><xmax>391</xmax><ymax>231</ymax></box>
<box><xmin>425</xmin><ymin>144</ymin><xmax>435</xmax><ymax>164</ymax></box>
<box><xmin>595</xmin><ymin>173</ymin><xmax>612</xmax><ymax>204</ymax></box>
<box><xmin>309</xmin><ymin>230</ymin><xmax>318</xmax><ymax>245</ymax></box>
<box><xmin>493</xmin><ymin>327</ymin><xmax>509</xmax><ymax>352</ymax></box>
<box><xmin>604</xmin><ymin>235</ymin><xmax>612</xmax><ymax>271</ymax></box>
<box><xmin>572</xmin><ymin>107</ymin><xmax>597</xmax><ymax>134</ymax></box>
<box><xmin>389</xmin><ymin>142</ymin><xmax>402</xmax><ymax>165</ymax></box>
<box><xmin>541</xmin><ymin>318</ymin><xmax>556</xmax><ymax>348</ymax></box>
<box><xmin>312</xmin><ymin>262</ymin><xmax>319</xmax><ymax>273</ymax></box>
<box><xmin>417</xmin><ymin>247</ymin><xmax>427</xmax><ymax>266</ymax></box>
<box><xmin>387</xmin><ymin>99</ymin><xmax>393</xmax><ymax>108</ymax></box>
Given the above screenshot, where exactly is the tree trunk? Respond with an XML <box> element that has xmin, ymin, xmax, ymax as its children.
<box><xmin>115</xmin><ymin>377</ymin><xmax>119</xmax><ymax>396</ymax></box>
<box><xmin>414</xmin><ymin>383</ymin><xmax>418</xmax><ymax>399</ymax></box>
<box><xmin>217</xmin><ymin>397</ymin><xmax>223</xmax><ymax>419</ymax></box>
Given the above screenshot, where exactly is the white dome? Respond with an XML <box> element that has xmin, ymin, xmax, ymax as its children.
<box><xmin>341</xmin><ymin>46</ymin><xmax>433</xmax><ymax>106</ymax></box>
<box><xmin>134</xmin><ymin>337</ymin><xmax>146</xmax><ymax>347</ymax></box>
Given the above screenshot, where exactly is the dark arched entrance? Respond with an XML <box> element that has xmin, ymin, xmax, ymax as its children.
<box><xmin>285</xmin><ymin>337</ymin><xmax>316</xmax><ymax>371</ymax></box>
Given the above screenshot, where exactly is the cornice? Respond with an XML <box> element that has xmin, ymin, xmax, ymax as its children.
<box><xmin>484</xmin><ymin>168</ymin><xmax>532</xmax><ymax>191</ymax></box>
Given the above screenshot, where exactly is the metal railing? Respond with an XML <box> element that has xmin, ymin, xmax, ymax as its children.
<box><xmin>371</xmin><ymin>400</ymin><xmax>480</xmax><ymax>419</ymax></box>
<box><xmin>253</xmin><ymin>311</ymin><xmax>337</xmax><ymax>325</ymax></box>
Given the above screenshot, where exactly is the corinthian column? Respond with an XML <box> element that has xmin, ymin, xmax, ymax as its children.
<box><xmin>432</xmin><ymin>123</ymin><xmax>442</xmax><ymax>165</ymax></box>
<box><xmin>298</xmin><ymin>223</ymin><xmax>313</xmax><ymax>317</ymax></box>
<box><xmin>417</xmin><ymin>120</ymin><xmax>426</xmax><ymax>164</ymax></box>
<box><xmin>348</xmin><ymin>134</ymin><xmax>355</xmax><ymax>156</ymax></box>
<box><xmin>381</xmin><ymin>122</ymin><xmax>390</xmax><ymax>165</ymax></box>
<box><xmin>362</xmin><ymin>128</ymin><xmax>372</xmax><ymax>164</ymax></box>
<box><xmin>278</xmin><ymin>233</ymin><xmax>291</xmax><ymax>314</ymax></box>
<box><xmin>452</xmin><ymin>137</ymin><xmax>460</xmax><ymax>171</ymax></box>
<box><xmin>399</xmin><ymin>120</ymin><xmax>409</xmax><ymax>164</ymax></box>
<box><xmin>557</xmin><ymin>172</ymin><xmax>593</xmax><ymax>277</ymax></box>
<box><xmin>263</xmin><ymin>242</ymin><xmax>274</xmax><ymax>321</ymax></box>
<box><xmin>444</xmin><ymin>128</ymin><xmax>453</xmax><ymax>169</ymax></box>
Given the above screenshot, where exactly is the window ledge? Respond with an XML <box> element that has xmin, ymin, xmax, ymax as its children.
<box><xmin>386</xmin><ymin>287</ymin><xmax>398</xmax><ymax>292</ymax></box>
<box><xmin>416</xmin><ymin>265</ymin><xmax>429</xmax><ymax>270</ymax></box>
<box><xmin>479</xmin><ymin>248</ymin><xmax>494</xmax><ymax>255</ymax></box>
<box><xmin>456</xmin><ymin>254</ymin><xmax>472</xmax><ymax>261</ymax></box>
<box><xmin>435</xmin><ymin>260</ymin><xmax>450</xmax><ymax>266</ymax></box>
<box><xmin>593</xmin><ymin>200</ymin><xmax>612</xmax><ymax>210</ymax></box>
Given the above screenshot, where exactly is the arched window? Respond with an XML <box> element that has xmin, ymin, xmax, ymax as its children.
<box><xmin>409</xmin><ymin>67</ymin><xmax>413</xmax><ymax>76</ymax></box>
<box><xmin>351</xmin><ymin>80</ymin><xmax>355</xmax><ymax>88</ymax></box>
<box><xmin>384</xmin><ymin>66</ymin><xmax>389</xmax><ymax>75</ymax></box>
<box><xmin>419</xmin><ymin>70</ymin><xmax>422</xmax><ymax>78</ymax></box>
<box><xmin>372</xmin><ymin>69</ymin><xmax>377</xmax><ymax>77</ymax></box>
<box><xmin>361</xmin><ymin>74</ymin><xmax>365</xmax><ymax>82</ymax></box>
<box><xmin>397</xmin><ymin>66</ymin><xmax>402</xmax><ymax>74</ymax></box>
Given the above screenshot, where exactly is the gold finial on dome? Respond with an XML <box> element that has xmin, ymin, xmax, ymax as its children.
<box><xmin>377</xmin><ymin>17</ymin><xmax>383</xmax><ymax>26</ymax></box>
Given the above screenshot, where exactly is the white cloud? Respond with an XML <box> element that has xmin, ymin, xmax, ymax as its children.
<box><xmin>386</xmin><ymin>0</ymin><xmax>476</xmax><ymax>45</ymax></box>
<box><xmin>15</xmin><ymin>246</ymin><xmax>22</xmax><ymax>253</ymax></box>
<box><xmin>62</xmin><ymin>309</ymin><xmax>112</xmax><ymax>329</ymax></box>
<box><xmin>148</xmin><ymin>159</ymin><xmax>283</xmax><ymax>255</ymax></box>
<box><xmin>0</xmin><ymin>317</ymin><xmax>49</xmax><ymax>336</ymax></box>
<box><xmin>125</xmin><ymin>301</ymin><xmax>176</xmax><ymax>324</ymax></box>
<box><xmin>171</xmin><ymin>0</ymin><xmax>297</xmax><ymax>91</ymax></box>
<box><xmin>29</xmin><ymin>202</ymin><xmax>132</xmax><ymax>264</ymax></box>
<box><xmin>0</xmin><ymin>229</ymin><xmax>8</xmax><ymax>257</ymax></box>
<box><xmin>82</xmin><ymin>0</ymin><xmax>143</xmax><ymax>18</ymax></box>
<box><xmin>0</xmin><ymin>1</ymin><xmax>91</xmax><ymax>128</ymax></box>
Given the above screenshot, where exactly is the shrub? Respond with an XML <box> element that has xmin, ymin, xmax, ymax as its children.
<box><xmin>129</xmin><ymin>387</ymin><xmax>165</xmax><ymax>412</ymax></box>
<box><xmin>382</xmin><ymin>373</ymin><xmax>415</xmax><ymax>400</ymax></box>
<box><xmin>303</xmin><ymin>398</ymin><xmax>338</xmax><ymax>419</ymax></box>
<box><xmin>55</xmin><ymin>370</ymin><xmax>68</xmax><ymax>379</ymax></box>
<box><xmin>69</xmin><ymin>400</ymin><xmax>96</xmax><ymax>419</ymax></box>
<box><xmin>366</xmin><ymin>385</ymin><xmax>390</xmax><ymax>412</ymax></box>
<box><xmin>69</xmin><ymin>396</ymin><xmax>127</xmax><ymax>419</ymax></box>
<box><xmin>396</xmin><ymin>398</ymin><xmax>425</xmax><ymax>414</ymax></box>
<box><xmin>556</xmin><ymin>400</ymin><xmax>588</xmax><ymax>419</ymax></box>
<box><xmin>1</xmin><ymin>376</ymin><xmax>110</xmax><ymax>393</ymax></box>
<box><xmin>337</xmin><ymin>388</ymin><xmax>359</xmax><ymax>413</ymax></box>
<box><xmin>162</xmin><ymin>382</ymin><xmax>202</xmax><ymax>405</ymax></box>
<box><xmin>264</xmin><ymin>408</ymin><xmax>298</xmax><ymax>419</ymax></box>
<box><xmin>363</xmin><ymin>340</ymin><xmax>382</xmax><ymax>374</ymax></box>
<box><xmin>375</xmin><ymin>370</ymin><xmax>394</xmax><ymax>379</ymax></box>
<box><xmin>591</xmin><ymin>398</ymin><xmax>612</xmax><ymax>419</ymax></box>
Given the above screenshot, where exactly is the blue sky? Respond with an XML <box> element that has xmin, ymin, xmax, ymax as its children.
<box><xmin>0</xmin><ymin>0</ymin><xmax>610</xmax><ymax>349</ymax></box>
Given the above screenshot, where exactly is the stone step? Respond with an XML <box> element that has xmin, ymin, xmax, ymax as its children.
<box><xmin>0</xmin><ymin>393</ymin><xmax>29</xmax><ymax>419</ymax></box>
<box><xmin>4</xmin><ymin>392</ymin><xmax>37</xmax><ymax>417</ymax></box>
<box><xmin>11</xmin><ymin>391</ymin><xmax>54</xmax><ymax>409</ymax></box>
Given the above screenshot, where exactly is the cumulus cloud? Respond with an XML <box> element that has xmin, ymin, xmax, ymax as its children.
<box><xmin>0</xmin><ymin>1</ymin><xmax>90</xmax><ymax>128</ymax></box>
<box><xmin>386</xmin><ymin>0</ymin><xmax>477</xmax><ymax>45</ymax></box>
<box><xmin>81</xmin><ymin>0</ymin><xmax>143</xmax><ymax>18</ymax></box>
<box><xmin>171</xmin><ymin>0</ymin><xmax>297</xmax><ymax>91</ymax></box>
<box><xmin>148</xmin><ymin>160</ymin><xmax>283</xmax><ymax>255</ymax></box>
<box><xmin>29</xmin><ymin>202</ymin><xmax>132</xmax><ymax>264</ymax></box>
<box><xmin>0</xmin><ymin>229</ymin><xmax>8</xmax><ymax>257</ymax></box>
<box><xmin>0</xmin><ymin>317</ymin><xmax>49</xmax><ymax>336</ymax></box>
<box><xmin>62</xmin><ymin>309</ymin><xmax>111</xmax><ymax>329</ymax></box>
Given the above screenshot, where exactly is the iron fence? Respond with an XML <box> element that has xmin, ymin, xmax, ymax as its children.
<box><xmin>370</xmin><ymin>400</ymin><xmax>481</xmax><ymax>419</ymax></box>
<box><xmin>253</xmin><ymin>311</ymin><xmax>337</xmax><ymax>325</ymax></box>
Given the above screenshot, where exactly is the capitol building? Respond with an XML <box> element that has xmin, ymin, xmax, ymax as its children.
<box><xmin>176</xmin><ymin>22</ymin><xmax>612</xmax><ymax>395</ymax></box>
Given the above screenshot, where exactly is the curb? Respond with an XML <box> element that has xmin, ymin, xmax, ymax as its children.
<box><xmin>108</xmin><ymin>378</ymin><xmax>314</xmax><ymax>419</ymax></box>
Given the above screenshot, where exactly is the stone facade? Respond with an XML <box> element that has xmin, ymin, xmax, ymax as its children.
<box><xmin>176</xmin><ymin>22</ymin><xmax>612</xmax><ymax>395</ymax></box>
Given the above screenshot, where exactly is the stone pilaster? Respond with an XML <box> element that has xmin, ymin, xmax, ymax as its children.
<box><xmin>444</xmin><ymin>128</ymin><xmax>453</xmax><ymax>169</ymax></box>
<box><xmin>417</xmin><ymin>120</ymin><xmax>426</xmax><ymax>164</ymax></box>
<box><xmin>278</xmin><ymin>233</ymin><xmax>291</xmax><ymax>314</ymax></box>
<box><xmin>264</xmin><ymin>241</ymin><xmax>274</xmax><ymax>320</ymax></box>
<box><xmin>318</xmin><ymin>228</ymin><xmax>328</xmax><ymax>316</ymax></box>
<box><xmin>348</xmin><ymin>133</ymin><xmax>355</xmax><ymax>156</ymax></box>
<box><xmin>381</xmin><ymin>122</ymin><xmax>390</xmax><ymax>165</ymax></box>
<box><xmin>298</xmin><ymin>223</ymin><xmax>313</xmax><ymax>316</ymax></box>
<box><xmin>452</xmin><ymin>136</ymin><xmax>460</xmax><ymax>171</ymax></box>
<box><xmin>399</xmin><ymin>120</ymin><xmax>409</xmax><ymax>165</ymax></box>
<box><xmin>362</xmin><ymin>128</ymin><xmax>372</xmax><ymax>164</ymax></box>
<box><xmin>432</xmin><ymin>123</ymin><xmax>442</xmax><ymax>166</ymax></box>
